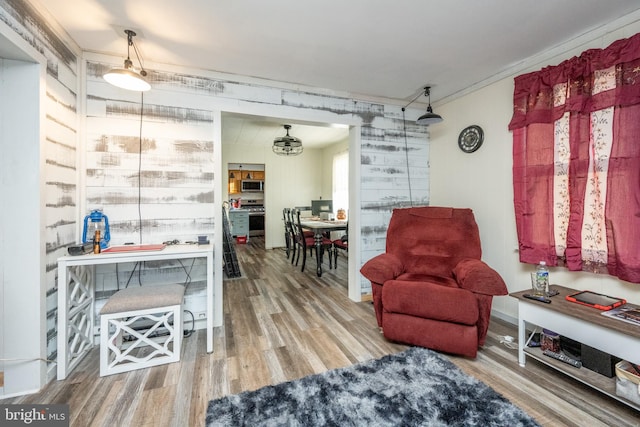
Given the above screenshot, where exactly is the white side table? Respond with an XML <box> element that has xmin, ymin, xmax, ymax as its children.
<box><xmin>511</xmin><ymin>285</ymin><xmax>640</xmax><ymax>410</ymax></box>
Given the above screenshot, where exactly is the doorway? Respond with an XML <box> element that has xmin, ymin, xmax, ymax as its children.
<box><xmin>0</xmin><ymin>30</ymin><xmax>47</xmax><ymax>397</ymax></box>
<box><xmin>219</xmin><ymin>111</ymin><xmax>361</xmax><ymax>300</ymax></box>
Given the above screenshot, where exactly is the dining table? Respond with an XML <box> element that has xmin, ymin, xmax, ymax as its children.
<box><xmin>299</xmin><ymin>219</ymin><xmax>348</xmax><ymax>276</ymax></box>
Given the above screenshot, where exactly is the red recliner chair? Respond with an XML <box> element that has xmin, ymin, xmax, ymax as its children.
<box><xmin>360</xmin><ymin>206</ymin><xmax>508</xmax><ymax>358</ymax></box>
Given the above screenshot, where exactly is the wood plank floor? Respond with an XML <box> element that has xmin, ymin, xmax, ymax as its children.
<box><xmin>2</xmin><ymin>237</ymin><xmax>639</xmax><ymax>426</ymax></box>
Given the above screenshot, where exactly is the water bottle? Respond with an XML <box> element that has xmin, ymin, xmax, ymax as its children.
<box><xmin>534</xmin><ymin>261</ymin><xmax>549</xmax><ymax>296</ymax></box>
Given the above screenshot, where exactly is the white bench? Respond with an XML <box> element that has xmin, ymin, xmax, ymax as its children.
<box><xmin>99</xmin><ymin>284</ymin><xmax>185</xmax><ymax>376</ymax></box>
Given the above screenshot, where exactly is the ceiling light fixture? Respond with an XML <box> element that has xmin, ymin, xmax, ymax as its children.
<box><xmin>400</xmin><ymin>85</ymin><xmax>443</xmax><ymax>208</ymax></box>
<box><xmin>272</xmin><ymin>124</ymin><xmax>303</xmax><ymax>156</ymax></box>
<box><xmin>103</xmin><ymin>29</ymin><xmax>151</xmax><ymax>92</ymax></box>
<box><xmin>401</xmin><ymin>86</ymin><xmax>443</xmax><ymax>125</ymax></box>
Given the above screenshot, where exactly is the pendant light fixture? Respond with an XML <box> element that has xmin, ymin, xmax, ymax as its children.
<box><xmin>401</xmin><ymin>86</ymin><xmax>443</xmax><ymax>125</ymax></box>
<box><xmin>103</xmin><ymin>29</ymin><xmax>151</xmax><ymax>92</ymax></box>
<box><xmin>417</xmin><ymin>86</ymin><xmax>443</xmax><ymax>125</ymax></box>
<box><xmin>272</xmin><ymin>124</ymin><xmax>303</xmax><ymax>156</ymax></box>
<box><xmin>400</xmin><ymin>85</ymin><xmax>443</xmax><ymax>207</ymax></box>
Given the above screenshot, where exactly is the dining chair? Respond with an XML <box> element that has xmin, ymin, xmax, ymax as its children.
<box><xmin>283</xmin><ymin>208</ymin><xmax>292</xmax><ymax>259</ymax></box>
<box><xmin>332</xmin><ymin>223</ymin><xmax>348</xmax><ymax>267</ymax></box>
<box><xmin>287</xmin><ymin>208</ymin><xmax>299</xmax><ymax>265</ymax></box>
<box><xmin>287</xmin><ymin>207</ymin><xmax>313</xmax><ymax>265</ymax></box>
<box><xmin>293</xmin><ymin>208</ymin><xmax>333</xmax><ymax>272</ymax></box>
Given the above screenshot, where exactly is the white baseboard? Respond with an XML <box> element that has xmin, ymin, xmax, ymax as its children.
<box><xmin>492</xmin><ymin>310</ymin><xmax>517</xmax><ymax>326</ymax></box>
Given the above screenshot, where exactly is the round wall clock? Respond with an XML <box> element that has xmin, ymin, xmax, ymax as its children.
<box><xmin>458</xmin><ymin>125</ymin><xmax>484</xmax><ymax>153</ymax></box>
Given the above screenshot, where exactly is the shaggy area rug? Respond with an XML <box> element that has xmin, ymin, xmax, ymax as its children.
<box><xmin>206</xmin><ymin>347</ymin><xmax>539</xmax><ymax>426</ymax></box>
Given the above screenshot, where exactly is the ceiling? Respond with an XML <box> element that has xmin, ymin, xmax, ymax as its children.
<box><xmin>31</xmin><ymin>0</ymin><xmax>640</xmax><ymax>147</ymax></box>
<box><xmin>221</xmin><ymin>112</ymin><xmax>349</xmax><ymax>150</ymax></box>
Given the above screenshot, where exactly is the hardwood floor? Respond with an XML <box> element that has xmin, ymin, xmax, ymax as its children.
<box><xmin>2</xmin><ymin>237</ymin><xmax>638</xmax><ymax>426</ymax></box>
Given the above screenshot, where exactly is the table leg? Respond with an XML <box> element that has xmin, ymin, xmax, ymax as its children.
<box><xmin>314</xmin><ymin>232</ymin><xmax>323</xmax><ymax>277</ymax></box>
<box><xmin>206</xmin><ymin>251</ymin><xmax>214</xmax><ymax>353</ymax></box>
<box><xmin>518</xmin><ymin>306</ymin><xmax>526</xmax><ymax>367</ymax></box>
<box><xmin>57</xmin><ymin>261</ymin><xmax>69</xmax><ymax>380</ymax></box>
<box><xmin>57</xmin><ymin>263</ymin><xmax>94</xmax><ymax>380</ymax></box>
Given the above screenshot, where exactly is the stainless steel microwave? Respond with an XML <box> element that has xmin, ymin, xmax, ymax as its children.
<box><xmin>241</xmin><ymin>180</ymin><xmax>264</xmax><ymax>192</ymax></box>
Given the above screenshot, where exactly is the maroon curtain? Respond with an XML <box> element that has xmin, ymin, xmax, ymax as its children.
<box><xmin>509</xmin><ymin>33</ymin><xmax>640</xmax><ymax>283</ymax></box>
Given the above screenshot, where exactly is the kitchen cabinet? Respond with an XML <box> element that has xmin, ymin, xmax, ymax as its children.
<box><xmin>229</xmin><ymin>209</ymin><xmax>249</xmax><ymax>239</ymax></box>
<box><xmin>248</xmin><ymin>171</ymin><xmax>264</xmax><ymax>180</ymax></box>
<box><xmin>228</xmin><ymin>166</ymin><xmax>265</xmax><ymax>194</ymax></box>
<box><xmin>228</xmin><ymin>170</ymin><xmax>241</xmax><ymax>194</ymax></box>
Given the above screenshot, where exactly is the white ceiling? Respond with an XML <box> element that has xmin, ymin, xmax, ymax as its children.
<box><xmin>221</xmin><ymin>112</ymin><xmax>349</xmax><ymax>149</ymax></box>
<box><xmin>31</xmin><ymin>0</ymin><xmax>640</xmax><ymax>147</ymax></box>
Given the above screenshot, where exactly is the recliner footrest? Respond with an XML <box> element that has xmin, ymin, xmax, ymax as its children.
<box><xmin>383</xmin><ymin>280</ymin><xmax>479</xmax><ymax>325</ymax></box>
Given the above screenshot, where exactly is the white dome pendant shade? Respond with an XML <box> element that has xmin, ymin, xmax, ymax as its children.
<box><xmin>103</xmin><ymin>29</ymin><xmax>151</xmax><ymax>92</ymax></box>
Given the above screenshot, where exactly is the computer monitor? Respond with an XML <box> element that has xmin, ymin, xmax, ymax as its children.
<box><xmin>311</xmin><ymin>200</ymin><xmax>333</xmax><ymax>216</ymax></box>
<box><xmin>295</xmin><ymin>206</ymin><xmax>313</xmax><ymax>218</ymax></box>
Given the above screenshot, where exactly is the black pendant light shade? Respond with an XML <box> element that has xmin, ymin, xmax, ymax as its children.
<box><xmin>273</xmin><ymin>124</ymin><xmax>303</xmax><ymax>156</ymax></box>
<box><xmin>402</xmin><ymin>86</ymin><xmax>443</xmax><ymax>125</ymax></box>
<box><xmin>416</xmin><ymin>87</ymin><xmax>443</xmax><ymax>125</ymax></box>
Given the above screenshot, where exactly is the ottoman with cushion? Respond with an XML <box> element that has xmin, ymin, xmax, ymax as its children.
<box><xmin>99</xmin><ymin>283</ymin><xmax>185</xmax><ymax>376</ymax></box>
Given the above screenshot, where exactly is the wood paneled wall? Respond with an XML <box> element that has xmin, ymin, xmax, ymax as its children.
<box><xmin>0</xmin><ymin>0</ymin><xmax>80</xmax><ymax>371</ymax></box>
<box><xmin>85</xmin><ymin>61</ymin><xmax>430</xmax><ymax>296</ymax></box>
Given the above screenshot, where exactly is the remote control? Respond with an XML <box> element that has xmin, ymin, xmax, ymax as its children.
<box><xmin>523</xmin><ymin>293</ymin><xmax>551</xmax><ymax>304</ymax></box>
<box><xmin>543</xmin><ymin>349</ymin><xmax>582</xmax><ymax>368</ymax></box>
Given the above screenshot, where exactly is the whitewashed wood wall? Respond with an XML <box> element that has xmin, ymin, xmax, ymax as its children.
<box><xmin>85</xmin><ymin>62</ymin><xmax>430</xmax><ymax>297</ymax></box>
<box><xmin>0</xmin><ymin>0</ymin><xmax>80</xmax><ymax>366</ymax></box>
<box><xmin>1</xmin><ymin>0</ymin><xmax>430</xmax><ymax>376</ymax></box>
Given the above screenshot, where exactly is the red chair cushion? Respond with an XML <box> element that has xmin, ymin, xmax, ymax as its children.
<box><xmin>304</xmin><ymin>237</ymin><xmax>331</xmax><ymax>246</ymax></box>
<box><xmin>333</xmin><ymin>239</ymin><xmax>348</xmax><ymax>250</ymax></box>
<box><xmin>382</xmin><ymin>280</ymin><xmax>479</xmax><ymax>326</ymax></box>
<box><xmin>384</xmin><ymin>207</ymin><xmax>482</xmax><ymax>278</ymax></box>
<box><xmin>452</xmin><ymin>258</ymin><xmax>508</xmax><ymax>296</ymax></box>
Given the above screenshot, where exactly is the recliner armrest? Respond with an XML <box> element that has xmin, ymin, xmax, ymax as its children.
<box><xmin>452</xmin><ymin>258</ymin><xmax>508</xmax><ymax>296</ymax></box>
<box><xmin>360</xmin><ymin>253</ymin><xmax>404</xmax><ymax>285</ymax></box>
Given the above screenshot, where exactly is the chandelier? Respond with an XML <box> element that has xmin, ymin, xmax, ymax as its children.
<box><xmin>272</xmin><ymin>125</ymin><xmax>303</xmax><ymax>156</ymax></box>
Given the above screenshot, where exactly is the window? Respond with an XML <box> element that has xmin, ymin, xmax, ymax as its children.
<box><xmin>509</xmin><ymin>33</ymin><xmax>640</xmax><ymax>283</ymax></box>
<box><xmin>332</xmin><ymin>151</ymin><xmax>349</xmax><ymax>216</ymax></box>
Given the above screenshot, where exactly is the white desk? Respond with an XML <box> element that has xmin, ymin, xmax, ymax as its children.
<box><xmin>57</xmin><ymin>244</ymin><xmax>214</xmax><ymax>380</ymax></box>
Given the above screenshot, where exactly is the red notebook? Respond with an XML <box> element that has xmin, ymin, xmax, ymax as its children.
<box><xmin>102</xmin><ymin>244</ymin><xmax>166</xmax><ymax>253</ymax></box>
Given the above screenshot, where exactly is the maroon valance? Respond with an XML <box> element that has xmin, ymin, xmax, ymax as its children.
<box><xmin>509</xmin><ymin>33</ymin><xmax>640</xmax><ymax>130</ymax></box>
